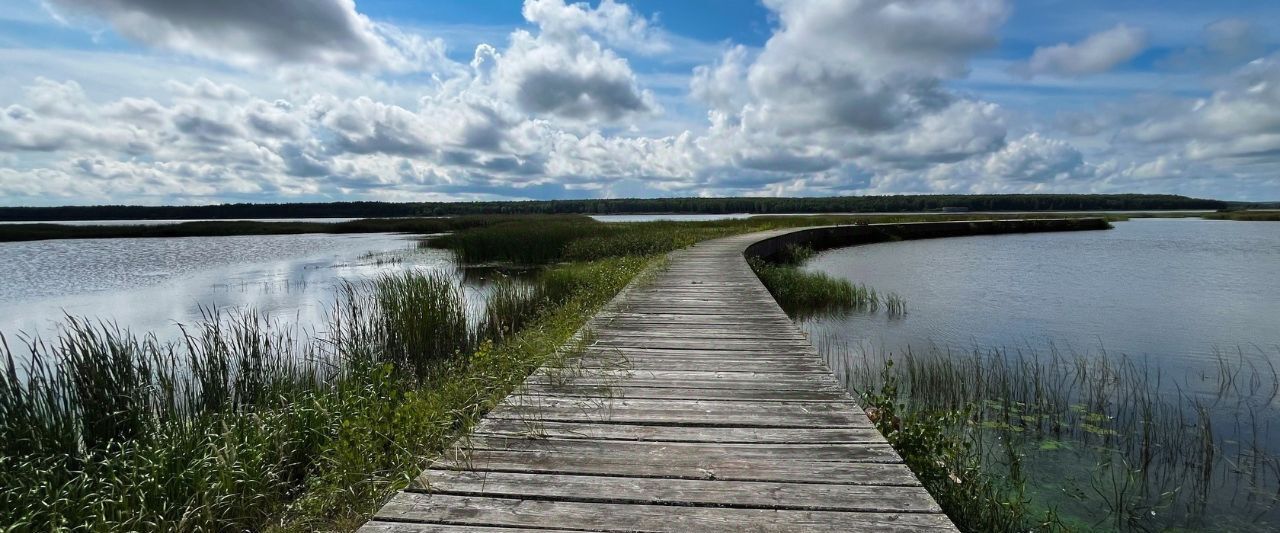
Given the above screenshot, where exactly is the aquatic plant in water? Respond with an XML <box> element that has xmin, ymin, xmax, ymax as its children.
<box><xmin>822</xmin><ymin>339</ymin><xmax>1280</xmax><ymax>532</ymax></box>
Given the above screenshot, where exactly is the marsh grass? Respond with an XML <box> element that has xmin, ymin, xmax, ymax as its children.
<box><xmin>0</xmin><ymin>255</ymin><xmax>647</xmax><ymax>532</ymax></box>
<box><xmin>747</xmin><ymin>244</ymin><xmax>910</xmax><ymax>319</ymax></box>
<box><xmin>822</xmin><ymin>339</ymin><xmax>1280</xmax><ymax>532</ymax></box>
<box><xmin>749</xmin><ymin>258</ymin><xmax>881</xmax><ymax>318</ymax></box>
<box><xmin>0</xmin><ymin>216</ymin><xmax>508</xmax><ymax>243</ymax></box>
<box><xmin>1202</xmin><ymin>210</ymin><xmax>1280</xmax><ymax>221</ymax></box>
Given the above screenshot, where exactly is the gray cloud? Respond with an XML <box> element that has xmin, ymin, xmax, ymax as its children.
<box><xmin>514</xmin><ymin>66</ymin><xmax>651</xmax><ymax>121</ymax></box>
<box><xmin>46</xmin><ymin>0</ymin><xmax>421</xmax><ymax>70</ymax></box>
<box><xmin>1016</xmin><ymin>24</ymin><xmax>1147</xmax><ymax>78</ymax></box>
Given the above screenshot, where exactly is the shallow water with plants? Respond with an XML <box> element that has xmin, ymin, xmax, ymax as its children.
<box><xmin>791</xmin><ymin>218</ymin><xmax>1280</xmax><ymax>531</ymax></box>
<box><xmin>0</xmin><ymin>217</ymin><xmax>659</xmax><ymax>531</ymax></box>
<box><xmin>0</xmin><ymin>232</ymin><xmax>499</xmax><ymax>349</ymax></box>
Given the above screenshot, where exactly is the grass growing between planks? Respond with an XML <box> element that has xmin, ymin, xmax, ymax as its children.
<box><xmin>0</xmin><ymin>256</ymin><xmax>647</xmax><ymax>532</ymax></box>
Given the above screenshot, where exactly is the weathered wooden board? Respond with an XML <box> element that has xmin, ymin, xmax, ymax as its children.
<box><xmin>361</xmin><ymin>229</ymin><xmax>955</xmax><ymax>532</ymax></box>
<box><xmin>456</xmin><ymin>437</ymin><xmax>901</xmax><ymax>463</ymax></box>
<box><xmin>518</xmin><ymin>384</ymin><xmax>851</xmax><ymax>401</ymax></box>
<box><xmin>412</xmin><ymin>470</ymin><xmax>942</xmax><ymax>513</ymax></box>
<box><xmin>373</xmin><ymin>493</ymin><xmax>957</xmax><ymax>532</ymax></box>
<box><xmin>566</xmin><ymin>357</ymin><xmax>831</xmax><ymax>372</ymax></box>
<box><xmin>471</xmin><ymin>419</ymin><xmax>884</xmax><ymax>443</ymax></box>
<box><xmin>428</xmin><ymin>449</ymin><xmax>923</xmax><ymax>485</ymax></box>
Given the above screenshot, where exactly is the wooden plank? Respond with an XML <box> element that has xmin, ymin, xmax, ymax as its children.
<box><xmin>529</xmin><ymin>369</ymin><xmax>843</xmax><ymax>388</ymax></box>
<box><xmin>568</xmin><ymin>357</ymin><xmax>830</xmax><ymax>373</ymax></box>
<box><xmin>488</xmin><ymin>400</ymin><xmax>871</xmax><ymax>428</ymax></box>
<box><xmin>496</xmin><ymin>396</ymin><xmax>859</xmax><ymax>414</ymax></box>
<box><xmin>374</xmin><ymin>493</ymin><xmax>957</xmax><ymax>532</ymax></box>
<box><xmin>518</xmin><ymin>384</ymin><xmax>851</xmax><ymax>401</ymax></box>
<box><xmin>472</xmin><ymin>419</ymin><xmax>884</xmax><ymax>443</ymax></box>
<box><xmin>429</xmin><ymin>449</ymin><xmax>922</xmax><ymax>485</ymax></box>
<box><xmin>590</xmin><ymin>329</ymin><xmax>811</xmax><ymax>341</ymax></box>
<box><xmin>577</xmin><ymin>346</ymin><xmax>821</xmax><ymax>359</ymax></box>
<box><xmin>591</xmin><ymin>339</ymin><xmax>816</xmax><ymax>351</ymax></box>
<box><xmin>413</xmin><ymin>470</ymin><xmax>941</xmax><ymax>513</ymax></box>
<box><xmin>457</xmin><ymin>437</ymin><xmax>899</xmax><ymax>463</ymax></box>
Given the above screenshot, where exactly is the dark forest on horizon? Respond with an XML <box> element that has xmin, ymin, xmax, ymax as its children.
<box><xmin>0</xmin><ymin>194</ymin><xmax>1236</xmax><ymax>222</ymax></box>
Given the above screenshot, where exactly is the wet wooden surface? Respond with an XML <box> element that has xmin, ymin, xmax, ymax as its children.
<box><xmin>361</xmin><ymin>230</ymin><xmax>955</xmax><ymax>532</ymax></box>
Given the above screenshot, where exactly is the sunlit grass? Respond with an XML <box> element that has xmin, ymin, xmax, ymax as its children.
<box><xmin>0</xmin><ymin>256</ymin><xmax>646</xmax><ymax>531</ymax></box>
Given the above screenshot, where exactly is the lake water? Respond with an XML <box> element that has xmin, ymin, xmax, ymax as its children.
<box><xmin>0</xmin><ymin>233</ymin><xmax>458</xmax><ymax>347</ymax></box>
<box><xmin>798</xmin><ymin>218</ymin><xmax>1280</xmax><ymax>531</ymax></box>
<box><xmin>800</xmin><ymin>218</ymin><xmax>1280</xmax><ymax>371</ymax></box>
<box><xmin>589</xmin><ymin>213</ymin><xmax>757</xmax><ymax>222</ymax></box>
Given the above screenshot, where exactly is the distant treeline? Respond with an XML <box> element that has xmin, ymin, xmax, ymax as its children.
<box><xmin>0</xmin><ymin>194</ymin><xmax>1228</xmax><ymax>221</ymax></box>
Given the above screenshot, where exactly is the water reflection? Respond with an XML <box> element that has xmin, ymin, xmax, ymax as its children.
<box><xmin>798</xmin><ymin>219</ymin><xmax>1280</xmax><ymax>372</ymax></box>
<box><xmin>0</xmin><ymin>233</ymin><xmax>456</xmax><ymax>345</ymax></box>
<box><xmin>797</xmin><ymin>218</ymin><xmax>1280</xmax><ymax>531</ymax></box>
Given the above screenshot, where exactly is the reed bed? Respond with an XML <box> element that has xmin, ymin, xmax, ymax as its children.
<box><xmin>747</xmin><ymin>244</ymin><xmax>907</xmax><ymax>319</ymax></box>
<box><xmin>749</xmin><ymin>258</ymin><xmax>881</xmax><ymax>317</ymax></box>
<box><xmin>1201</xmin><ymin>210</ymin><xmax>1280</xmax><ymax>221</ymax></box>
<box><xmin>0</xmin><ymin>215</ymin><xmax>507</xmax><ymax>243</ymax></box>
<box><xmin>820</xmin><ymin>339</ymin><xmax>1280</xmax><ymax>532</ymax></box>
<box><xmin>0</xmin><ymin>256</ymin><xmax>646</xmax><ymax>531</ymax></box>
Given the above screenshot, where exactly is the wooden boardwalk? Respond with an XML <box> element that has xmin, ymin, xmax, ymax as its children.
<box><xmin>362</xmin><ymin>230</ymin><xmax>956</xmax><ymax>532</ymax></box>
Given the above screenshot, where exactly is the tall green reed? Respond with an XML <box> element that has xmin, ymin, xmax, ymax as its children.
<box><xmin>0</xmin><ymin>265</ymin><xmax>557</xmax><ymax>531</ymax></box>
<box><xmin>747</xmin><ymin>245</ymin><xmax>906</xmax><ymax>319</ymax></box>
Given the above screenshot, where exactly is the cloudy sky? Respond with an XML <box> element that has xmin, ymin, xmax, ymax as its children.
<box><xmin>1</xmin><ymin>0</ymin><xmax>1278</xmax><ymax>205</ymax></box>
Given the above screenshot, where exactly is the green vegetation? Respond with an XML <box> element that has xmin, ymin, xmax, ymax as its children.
<box><xmin>0</xmin><ymin>216</ymin><xmax>498</xmax><ymax>242</ymax></box>
<box><xmin>1202</xmin><ymin>210</ymin><xmax>1280</xmax><ymax>221</ymax></box>
<box><xmin>0</xmin><ymin>193</ymin><xmax>1226</xmax><ymax>222</ymax></box>
<box><xmin>823</xmin><ymin>342</ymin><xmax>1280</xmax><ymax>532</ymax></box>
<box><xmin>860</xmin><ymin>362</ymin><xmax>1041</xmax><ymax>531</ymax></box>
<box><xmin>0</xmin><ymin>246</ymin><xmax>646</xmax><ymax>531</ymax></box>
<box><xmin>748</xmin><ymin>244</ymin><xmax>907</xmax><ymax>319</ymax></box>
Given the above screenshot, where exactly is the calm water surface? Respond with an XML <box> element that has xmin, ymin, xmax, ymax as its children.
<box><xmin>801</xmin><ymin>218</ymin><xmax>1280</xmax><ymax>369</ymax></box>
<box><xmin>800</xmin><ymin>218</ymin><xmax>1280</xmax><ymax>531</ymax></box>
<box><xmin>589</xmin><ymin>213</ymin><xmax>756</xmax><ymax>222</ymax></box>
<box><xmin>0</xmin><ymin>233</ymin><xmax>455</xmax><ymax>345</ymax></box>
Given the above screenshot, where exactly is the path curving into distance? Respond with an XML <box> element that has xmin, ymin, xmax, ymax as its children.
<box><xmin>361</xmin><ymin>219</ymin><xmax>1110</xmax><ymax>533</ymax></box>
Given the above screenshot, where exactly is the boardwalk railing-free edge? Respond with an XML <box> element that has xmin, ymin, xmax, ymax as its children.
<box><xmin>361</xmin><ymin>218</ymin><xmax>1110</xmax><ymax>533</ymax></box>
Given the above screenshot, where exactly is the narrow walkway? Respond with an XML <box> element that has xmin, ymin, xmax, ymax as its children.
<box><xmin>362</xmin><ymin>230</ymin><xmax>956</xmax><ymax>532</ymax></box>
